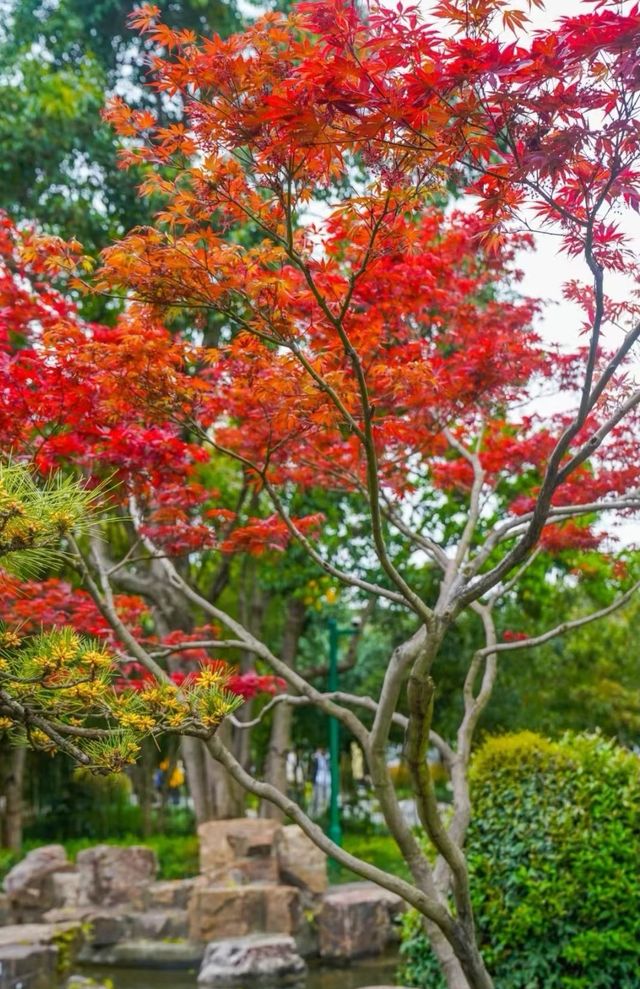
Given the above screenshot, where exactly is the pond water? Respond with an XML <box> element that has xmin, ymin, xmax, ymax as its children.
<box><xmin>82</xmin><ymin>955</ymin><xmax>399</xmax><ymax>989</ymax></box>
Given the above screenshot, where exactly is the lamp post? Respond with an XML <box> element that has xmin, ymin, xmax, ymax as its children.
<box><xmin>326</xmin><ymin>615</ymin><xmax>358</xmax><ymax>848</ymax></box>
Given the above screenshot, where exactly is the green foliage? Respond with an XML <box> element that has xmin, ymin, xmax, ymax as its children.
<box><xmin>0</xmin><ymin>0</ymin><xmax>242</xmax><ymax>276</ymax></box>
<box><xmin>0</xmin><ymin>832</ymin><xmax>199</xmax><ymax>883</ymax></box>
<box><xmin>399</xmin><ymin>732</ymin><xmax>640</xmax><ymax>989</ymax></box>
<box><xmin>26</xmin><ymin>767</ymin><xmax>143</xmax><ymax>843</ymax></box>
<box><xmin>0</xmin><ymin>846</ymin><xmax>20</xmax><ymax>881</ymax></box>
<box><xmin>143</xmin><ymin>832</ymin><xmax>200</xmax><ymax>880</ymax></box>
<box><xmin>59</xmin><ymin>832</ymin><xmax>200</xmax><ymax>881</ymax></box>
<box><xmin>487</xmin><ymin>589</ymin><xmax>640</xmax><ymax>744</ymax></box>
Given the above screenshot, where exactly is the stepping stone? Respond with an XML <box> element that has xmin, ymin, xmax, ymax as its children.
<box><xmin>197</xmin><ymin>934</ymin><xmax>306</xmax><ymax>987</ymax></box>
<box><xmin>318</xmin><ymin>883</ymin><xmax>406</xmax><ymax>960</ymax></box>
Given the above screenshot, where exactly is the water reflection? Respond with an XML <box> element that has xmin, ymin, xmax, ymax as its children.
<box><xmin>81</xmin><ymin>955</ymin><xmax>398</xmax><ymax>989</ymax></box>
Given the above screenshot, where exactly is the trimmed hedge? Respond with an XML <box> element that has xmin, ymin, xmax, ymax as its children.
<box><xmin>399</xmin><ymin>732</ymin><xmax>640</xmax><ymax>989</ymax></box>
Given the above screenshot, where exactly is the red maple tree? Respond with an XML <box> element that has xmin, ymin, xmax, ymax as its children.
<box><xmin>4</xmin><ymin>2</ymin><xmax>640</xmax><ymax>986</ymax></box>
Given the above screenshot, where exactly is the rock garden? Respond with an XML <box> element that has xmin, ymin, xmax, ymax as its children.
<box><xmin>0</xmin><ymin>821</ymin><xmax>406</xmax><ymax>989</ymax></box>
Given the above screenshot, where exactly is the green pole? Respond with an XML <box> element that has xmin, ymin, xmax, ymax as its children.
<box><xmin>327</xmin><ymin>616</ymin><xmax>342</xmax><ymax>847</ymax></box>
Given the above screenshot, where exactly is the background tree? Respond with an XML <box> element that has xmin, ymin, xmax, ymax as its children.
<box><xmin>0</xmin><ymin>0</ymin><xmax>242</xmax><ymax>270</ymax></box>
<box><xmin>3</xmin><ymin>2</ymin><xmax>640</xmax><ymax>987</ymax></box>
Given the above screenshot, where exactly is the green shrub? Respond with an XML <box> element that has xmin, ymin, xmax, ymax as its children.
<box><xmin>399</xmin><ymin>731</ymin><xmax>640</xmax><ymax>989</ymax></box>
<box><xmin>0</xmin><ymin>847</ymin><xmax>20</xmax><ymax>882</ymax></box>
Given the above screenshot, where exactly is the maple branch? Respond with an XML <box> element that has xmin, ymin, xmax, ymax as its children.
<box><xmin>487</xmin><ymin>547</ymin><xmax>542</xmax><ymax>605</ymax></box>
<box><xmin>557</xmin><ymin>387</ymin><xmax>640</xmax><ymax>484</ymax></box>
<box><xmin>435</xmin><ymin>604</ymin><xmax>497</xmax><ymax>894</ymax></box>
<box><xmin>370</xmin><ymin>624</ymin><xmax>427</xmax><ymax>754</ymax></box>
<box><xmin>473</xmin><ymin>494</ymin><xmax>640</xmax><ymax>569</ymax></box>
<box><xmin>226</xmin><ymin>688</ymin><xmax>417</xmax><ymax>737</ymax></box>
<box><xmin>127</xmin><ymin>523</ymin><xmax>370</xmax><ymax>746</ymax></box>
<box><xmin>226</xmin><ymin>686</ymin><xmax>453</xmax><ymax>761</ymax></box>
<box><xmin>405</xmin><ymin>660</ymin><xmax>475</xmax><ymax>935</ymax></box>
<box><xmin>344</xmin><ymin>625</ymin><xmax>451</xmax><ymax>906</ymax></box>
<box><xmin>259</xmin><ymin>473</ymin><xmax>411</xmax><ymax>609</ymax></box>
<box><xmin>476</xmin><ymin>579</ymin><xmax>640</xmax><ymax>660</ymax></box>
<box><xmin>458</xmin><ymin>604</ymin><xmax>498</xmax><ymax>767</ymax></box>
<box><xmin>442</xmin><ymin>426</ymin><xmax>485</xmax><ymax>598</ymax></box>
<box><xmin>363</xmin><ymin>625</ymin><xmax>462</xmax><ymax>919</ymax></box>
<box><xmin>71</xmin><ymin>537</ymin><xmax>173</xmax><ymax>687</ymax></box>
<box><xmin>379</xmin><ymin>495</ymin><xmax>449</xmax><ymax>571</ymax></box>
<box><xmin>261</xmin><ymin>198</ymin><xmax>434</xmax><ymax>623</ymax></box>
<box><xmin>227</xmin><ymin>694</ymin><xmax>306</xmax><ymax>729</ymax></box>
<box><xmin>107</xmin><ymin>538</ymin><xmax>143</xmax><ymax>577</ymax></box>
<box><xmin>460</xmin><ymin>385</ymin><xmax>640</xmax><ymax>606</ymax></box>
<box><xmin>577</xmin><ymin>163</ymin><xmax>621</xmax><ymax>421</ymax></box>
<box><xmin>150</xmin><ymin>639</ymin><xmax>252</xmax><ymax>657</ymax></box>
<box><xmin>586</xmin><ymin>320</ymin><xmax>640</xmax><ymax>412</ymax></box>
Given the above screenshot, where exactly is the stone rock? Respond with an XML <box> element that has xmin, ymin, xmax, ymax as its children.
<box><xmin>129</xmin><ymin>908</ymin><xmax>189</xmax><ymax>941</ymax></box>
<box><xmin>144</xmin><ymin>878</ymin><xmax>196</xmax><ymax>911</ymax></box>
<box><xmin>189</xmin><ymin>883</ymin><xmax>301</xmax><ymax>944</ymax></box>
<box><xmin>372</xmin><ymin>885</ymin><xmax>407</xmax><ymax>943</ymax></box>
<box><xmin>318</xmin><ymin>884</ymin><xmax>394</xmax><ymax>960</ymax></box>
<box><xmin>85</xmin><ymin>938</ymin><xmax>203</xmax><ymax>969</ymax></box>
<box><xmin>291</xmin><ymin>909</ymin><xmax>318</xmax><ymax>959</ymax></box>
<box><xmin>0</xmin><ymin>892</ymin><xmax>10</xmax><ymax>925</ymax></box>
<box><xmin>197</xmin><ymin>934</ymin><xmax>306</xmax><ymax>987</ymax></box>
<box><xmin>44</xmin><ymin>906</ymin><xmax>133</xmax><ymax>947</ymax></box>
<box><xmin>51</xmin><ymin>871</ymin><xmax>81</xmax><ymax>909</ymax></box>
<box><xmin>76</xmin><ymin>844</ymin><xmax>157</xmax><ymax>908</ymax></box>
<box><xmin>83</xmin><ymin>909</ymin><xmax>132</xmax><ymax>947</ymax></box>
<box><xmin>0</xmin><ymin>921</ymin><xmax>83</xmax><ymax>950</ymax></box>
<box><xmin>0</xmin><ymin>943</ymin><xmax>57</xmax><ymax>989</ymax></box>
<box><xmin>198</xmin><ymin>819</ymin><xmax>281</xmax><ymax>885</ymax></box>
<box><xmin>275</xmin><ymin>825</ymin><xmax>327</xmax><ymax>897</ymax></box>
<box><xmin>3</xmin><ymin>845</ymin><xmax>74</xmax><ymax>921</ymax></box>
<box><xmin>66</xmin><ymin>977</ymin><xmax>111</xmax><ymax>989</ymax></box>
<box><xmin>0</xmin><ymin>920</ymin><xmax>84</xmax><ymax>980</ymax></box>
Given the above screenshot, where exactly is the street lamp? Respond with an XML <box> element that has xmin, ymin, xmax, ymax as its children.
<box><xmin>326</xmin><ymin>615</ymin><xmax>359</xmax><ymax>848</ymax></box>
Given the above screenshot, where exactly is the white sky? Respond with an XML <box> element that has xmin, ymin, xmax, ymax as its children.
<box><xmin>513</xmin><ymin>3</ymin><xmax>638</xmax><ymax>357</ymax></box>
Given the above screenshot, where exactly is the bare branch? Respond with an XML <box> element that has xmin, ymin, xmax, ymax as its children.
<box><xmin>477</xmin><ymin>579</ymin><xmax>640</xmax><ymax>660</ymax></box>
<box><xmin>206</xmin><ymin>732</ymin><xmax>458</xmax><ymax>936</ymax></box>
<box><xmin>128</xmin><ymin>523</ymin><xmax>370</xmax><ymax>746</ymax></box>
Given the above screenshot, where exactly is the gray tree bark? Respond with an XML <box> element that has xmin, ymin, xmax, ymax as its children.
<box><xmin>261</xmin><ymin>597</ymin><xmax>306</xmax><ymax>819</ymax></box>
<box><xmin>1</xmin><ymin>744</ymin><xmax>26</xmax><ymax>852</ymax></box>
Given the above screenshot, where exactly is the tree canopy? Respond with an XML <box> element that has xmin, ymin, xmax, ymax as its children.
<box><xmin>2</xmin><ymin>2</ymin><xmax>640</xmax><ymax>988</ymax></box>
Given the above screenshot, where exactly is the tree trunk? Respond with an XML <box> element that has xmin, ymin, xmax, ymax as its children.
<box><xmin>227</xmin><ymin>562</ymin><xmax>270</xmax><ymax>818</ymax></box>
<box><xmin>1</xmin><ymin>744</ymin><xmax>26</xmax><ymax>852</ymax></box>
<box><xmin>129</xmin><ymin>738</ymin><xmax>155</xmax><ymax>837</ymax></box>
<box><xmin>261</xmin><ymin>597</ymin><xmax>306</xmax><ymax>820</ymax></box>
<box><xmin>443</xmin><ymin>921</ymin><xmax>494</xmax><ymax>989</ymax></box>
<box><xmin>426</xmin><ymin>920</ymin><xmax>474</xmax><ymax>989</ymax></box>
<box><xmin>181</xmin><ymin>733</ymin><xmax>239</xmax><ymax>822</ymax></box>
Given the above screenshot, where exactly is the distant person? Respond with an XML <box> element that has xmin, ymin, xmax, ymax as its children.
<box><xmin>285</xmin><ymin>748</ymin><xmax>304</xmax><ymax>801</ymax></box>
<box><xmin>350</xmin><ymin>741</ymin><xmax>366</xmax><ymax>790</ymax></box>
<box><xmin>310</xmin><ymin>746</ymin><xmax>330</xmax><ymax>817</ymax></box>
<box><xmin>155</xmin><ymin>758</ymin><xmax>185</xmax><ymax>805</ymax></box>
